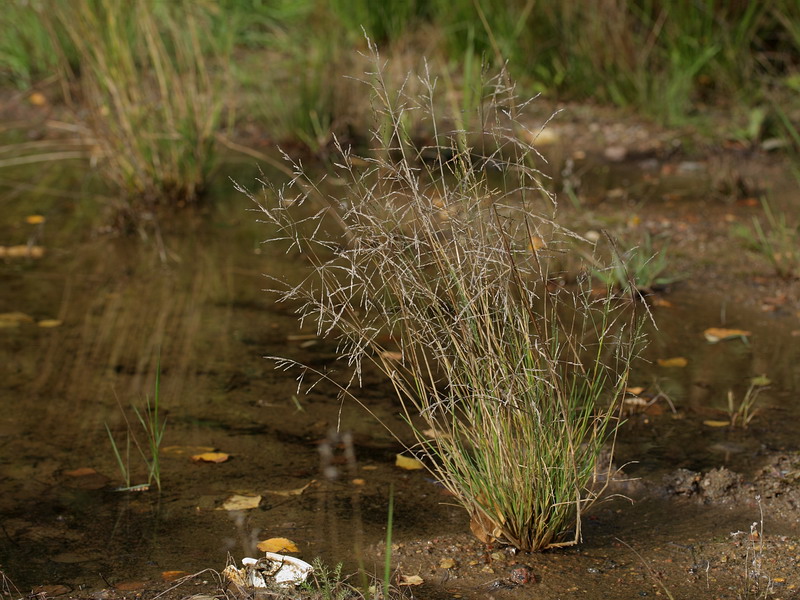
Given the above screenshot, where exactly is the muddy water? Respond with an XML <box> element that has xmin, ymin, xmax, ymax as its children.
<box><xmin>1</xmin><ymin>158</ymin><xmax>799</xmax><ymax>597</ymax></box>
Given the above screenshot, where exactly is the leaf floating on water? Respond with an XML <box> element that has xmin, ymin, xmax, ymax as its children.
<box><xmin>264</xmin><ymin>480</ymin><xmax>315</xmax><ymax>497</ymax></box>
<box><xmin>219</xmin><ymin>494</ymin><xmax>262</xmax><ymax>511</ymax></box>
<box><xmin>0</xmin><ymin>312</ymin><xmax>34</xmax><ymax>328</ymax></box>
<box><xmin>703</xmin><ymin>327</ymin><xmax>751</xmax><ymax>343</ymax></box>
<box><xmin>0</xmin><ymin>245</ymin><xmax>45</xmax><ymax>258</ymax></box>
<box><xmin>657</xmin><ymin>357</ymin><xmax>688</xmax><ymax>368</ymax></box>
<box><xmin>38</xmin><ymin>319</ymin><xmax>62</xmax><ymax>328</ymax></box>
<box><xmin>161</xmin><ymin>445</ymin><xmax>215</xmax><ymax>456</ymax></box>
<box><xmin>703</xmin><ymin>420</ymin><xmax>731</xmax><ymax>427</ymax></box>
<box><xmin>192</xmin><ymin>452</ymin><xmax>230</xmax><ymax>463</ymax></box>
<box><xmin>398</xmin><ymin>575</ymin><xmax>424</xmax><ymax>586</ymax></box>
<box><xmin>395</xmin><ymin>454</ymin><xmax>424</xmax><ymax>470</ymax></box>
<box><xmin>750</xmin><ymin>375</ymin><xmax>771</xmax><ymax>387</ymax></box>
<box><xmin>257</xmin><ymin>537</ymin><xmax>299</xmax><ymax>553</ymax></box>
<box><xmin>64</xmin><ymin>467</ymin><xmax>97</xmax><ymax>477</ymax></box>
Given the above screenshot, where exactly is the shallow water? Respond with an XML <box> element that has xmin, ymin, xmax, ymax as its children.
<box><xmin>1</xmin><ymin>156</ymin><xmax>799</xmax><ymax>596</ymax></box>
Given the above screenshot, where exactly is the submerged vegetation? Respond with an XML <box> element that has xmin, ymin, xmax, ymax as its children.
<box><xmin>242</xmin><ymin>44</ymin><xmax>644</xmax><ymax>551</ymax></box>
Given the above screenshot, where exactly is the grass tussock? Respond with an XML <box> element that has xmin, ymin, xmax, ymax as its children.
<box><xmin>242</xmin><ymin>43</ymin><xmax>644</xmax><ymax>552</ymax></box>
<box><xmin>43</xmin><ymin>0</ymin><xmax>231</xmax><ymax>209</ymax></box>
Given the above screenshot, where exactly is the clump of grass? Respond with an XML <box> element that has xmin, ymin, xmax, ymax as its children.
<box><xmin>587</xmin><ymin>233</ymin><xmax>679</xmax><ymax>295</ymax></box>
<box><xmin>44</xmin><ymin>0</ymin><xmax>230</xmax><ymax>211</ymax></box>
<box><xmin>105</xmin><ymin>369</ymin><xmax>167</xmax><ymax>492</ymax></box>
<box><xmin>726</xmin><ymin>376</ymin><xmax>769</xmax><ymax>429</ymax></box>
<box><xmin>243</xmin><ymin>43</ymin><xmax>643</xmax><ymax>551</ymax></box>
<box><xmin>0</xmin><ymin>1</ymin><xmax>61</xmax><ymax>88</ymax></box>
<box><xmin>735</xmin><ymin>196</ymin><xmax>800</xmax><ymax>279</ymax></box>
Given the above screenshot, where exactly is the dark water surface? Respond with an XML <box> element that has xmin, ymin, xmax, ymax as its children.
<box><xmin>1</xmin><ymin>159</ymin><xmax>799</xmax><ymax>595</ymax></box>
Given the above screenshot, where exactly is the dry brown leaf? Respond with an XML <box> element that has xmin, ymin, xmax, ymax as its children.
<box><xmin>351</xmin><ymin>478</ymin><xmax>365</xmax><ymax>486</ymax></box>
<box><xmin>703</xmin><ymin>420</ymin><xmax>731</xmax><ymax>428</ymax></box>
<box><xmin>32</xmin><ymin>586</ymin><xmax>69</xmax><ymax>597</ymax></box>
<box><xmin>64</xmin><ymin>467</ymin><xmax>97</xmax><ymax>477</ymax></box>
<box><xmin>192</xmin><ymin>452</ymin><xmax>230</xmax><ymax>463</ymax></box>
<box><xmin>657</xmin><ymin>357</ymin><xmax>688</xmax><ymax>368</ymax></box>
<box><xmin>218</xmin><ymin>494</ymin><xmax>261</xmax><ymax>511</ymax></box>
<box><xmin>161</xmin><ymin>571</ymin><xmax>189</xmax><ymax>582</ymax></box>
<box><xmin>257</xmin><ymin>537</ymin><xmax>299</xmax><ymax>553</ymax></box>
<box><xmin>439</xmin><ymin>558</ymin><xmax>456</xmax><ymax>569</ymax></box>
<box><xmin>398</xmin><ymin>575</ymin><xmax>424</xmax><ymax>586</ymax></box>
<box><xmin>395</xmin><ymin>454</ymin><xmax>424</xmax><ymax>470</ymax></box>
<box><xmin>651</xmin><ymin>297</ymin><xmax>673</xmax><ymax>307</ymax></box>
<box><xmin>115</xmin><ymin>581</ymin><xmax>146</xmax><ymax>591</ymax></box>
<box><xmin>703</xmin><ymin>327</ymin><xmax>751</xmax><ymax>343</ymax></box>
<box><xmin>264</xmin><ymin>480</ymin><xmax>315</xmax><ymax>497</ymax></box>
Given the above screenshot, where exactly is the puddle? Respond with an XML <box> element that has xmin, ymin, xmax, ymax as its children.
<box><xmin>1</xmin><ymin>156</ymin><xmax>799</xmax><ymax>598</ymax></box>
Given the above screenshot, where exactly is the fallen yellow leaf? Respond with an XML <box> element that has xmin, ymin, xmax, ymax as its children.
<box><xmin>257</xmin><ymin>537</ymin><xmax>299</xmax><ymax>553</ymax></box>
<box><xmin>38</xmin><ymin>319</ymin><xmax>62</xmax><ymax>328</ymax></box>
<box><xmin>703</xmin><ymin>420</ymin><xmax>731</xmax><ymax>428</ymax></box>
<box><xmin>191</xmin><ymin>452</ymin><xmax>230</xmax><ymax>463</ymax></box>
<box><xmin>264</xmin><ymin>480</ymin><xmax>315</xmax><ymax>497</ymax></box>
<box><xmin>703</xmin><ymin>327</ymin><xmax>751</xmax><ymax>343</ymax></box>
<box><xmin>398</xmin><ymin>575</ymin><xmax>424</xmax><ymax>586</ymax></box>
<box><xmin>28</xmin><ymin>92</ymin><xmax>47</xmax><ymax>106</ymax></box>
<box><xmin>25</xmin><ymin>214</ymin><xmax>46</xmax><ymax>225</ymax></box>
<box><xmin>395</xmin><ymin>454</ymin><xmax>424</xmax><ymax>470</ymax></box>
<box><xmin>218</xmin><ymin>494</ymin><xmax>261</xmax><ymax>511</ymax></box>
<box><xmin>528</xmin><ymin>236</ymin><xmax>546</xmax><ymax>251</ymax></box>
<box><xmin>0</xmin><ymin>245</ymin><xmax>45</xmax><ymax>258</ymax></box>
<box><xmin>161</xmin><ymin>445</ymin><xmax>215</xmax><ymax>456</ymax></box>
<box><xmin>0</xmin><ymin>312</ymin><xmax>34</xmax><ymax>327</ymax></box>
<box><xmin>657</xmin><ymin>357</ymin><xmax>688</xmax><ymax>368</ymax></box>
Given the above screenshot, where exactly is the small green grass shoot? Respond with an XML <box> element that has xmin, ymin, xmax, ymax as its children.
<box><xmin>105</xmin><ymin>368</ymin><xmax>167</xmax><ymax>492</ymax></box>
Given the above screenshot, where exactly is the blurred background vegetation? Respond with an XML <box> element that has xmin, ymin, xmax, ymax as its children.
<box><xmin>1</xmin><ymin>0</ymin><xmax>798</xmax><ymax>207</ymax></box>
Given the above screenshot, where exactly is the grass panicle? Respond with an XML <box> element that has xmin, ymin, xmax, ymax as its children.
<box><xmin>241</xmin><ymin>41</ymin><xmax>644</xmax><ymax>551</ymax></box>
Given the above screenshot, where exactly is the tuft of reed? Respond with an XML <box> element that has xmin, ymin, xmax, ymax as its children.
<box><xmin>43</xmin><ymin>0</ymin><xmax>230</xmax><ymax>211</ymax></box>
<box><xmin>243</xmin><ymin>42</ymin><xmax>644</xmax><ymax>552</ymax></box>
